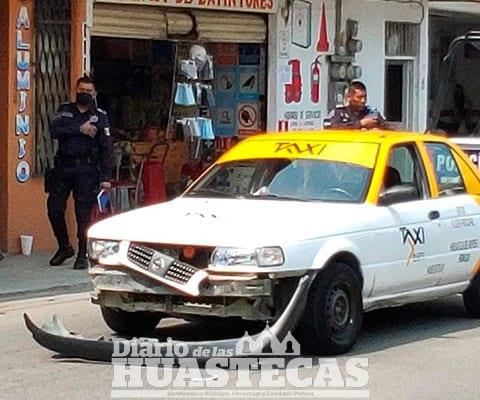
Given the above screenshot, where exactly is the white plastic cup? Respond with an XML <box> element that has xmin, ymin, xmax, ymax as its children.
<box><xmin>20</xmin><ymin>235</ymin><xmax>33</xmax><ymax>256</ymax></box>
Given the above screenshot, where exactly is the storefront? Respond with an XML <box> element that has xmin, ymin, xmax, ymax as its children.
<box><xmin>0</xmin><ymin>0</ymin><xmax>277</xmax><ymax>253</ymax></box>
<box><xmin>86</xmin><ymin>0</ymin><xmax>272</xmax><ymax>205</ymax></box>
<box><xmin>0</xmin><ymin>0</ymin><xmax>429</xmax><ymax>254</ymax></box>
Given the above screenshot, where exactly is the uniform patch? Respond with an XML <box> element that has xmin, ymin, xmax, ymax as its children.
<box><xmin>97</xmin><ymin>107</ymin><xmax>107</xmax><ymax>115</ymax></box>
<box><xmin>54</xmin><ymin>111</ymin><xmax>73</xmax><ymax>120</ymax></box>
<box><xmin>104</xmin><ymin>127</ymin><xmax>110</xmax><ymax>136</ymax></box>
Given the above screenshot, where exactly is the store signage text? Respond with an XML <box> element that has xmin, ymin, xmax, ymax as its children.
<box><xmin>15</xmin><ymin>6</ymin><xmax>31</xmax><ymax>182</ymax></box>
<box><xmin>96</xmin><ymin>0</ymin><xmax>278</xmax><ymax>13</ymax></box>
<box><xmin>282</xmin><ymin>109</ymin><xmax>322</xmax><ymax>130</ymax></box>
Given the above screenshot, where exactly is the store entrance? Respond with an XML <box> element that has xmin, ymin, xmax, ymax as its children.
<box><xmin>90</xmin><ymin>37</ymin><xmax>266</xmax><ymax>210</ymax></box>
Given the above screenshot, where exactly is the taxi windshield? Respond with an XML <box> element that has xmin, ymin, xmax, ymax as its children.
<box><xmin>185</xmin><ymin>158</ymin><xmax>372</xmax><ymax>203</ymax></box>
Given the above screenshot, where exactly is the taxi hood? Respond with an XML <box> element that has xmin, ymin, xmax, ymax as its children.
<box><xmin>88</xmin><ymin>197</ymin><xmax>378</xmax><ymax>247</ymax></box>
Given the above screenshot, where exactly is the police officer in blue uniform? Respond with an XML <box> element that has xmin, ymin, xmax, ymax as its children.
<box><xmin>328</xmin><ymin>81</ymin><xmax>389</xmax><ymax>130</ymax></box>
<box><xmin>46</xmin><ymin>76</ymin><xmax>112</xmax><ymax>270</ymax></box>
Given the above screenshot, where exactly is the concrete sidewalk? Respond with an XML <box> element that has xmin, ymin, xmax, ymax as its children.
<box><xmin>0</xmin><ymin>251</ymin><xmax>92</xmax><ymax>301</ymax></box>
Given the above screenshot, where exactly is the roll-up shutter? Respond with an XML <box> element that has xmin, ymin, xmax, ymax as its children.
<box><xmin>92</xmin><ymin>3</ymin><xmax>266</xmax><ymax>43</ymax></box>
<box><xmin>194</xmin><ymin>10</ymin><xmax>266</xmax><ymax>43</ymax></box>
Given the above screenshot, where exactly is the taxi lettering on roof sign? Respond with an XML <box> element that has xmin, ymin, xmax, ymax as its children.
<box><xmin>219</xmin><ymin>135</ymin><xmax>379</xmax><ymax>168</ymax></box>
<box><xmin>25</xmin><ymin>130</ymin><xmax>480</xmax><ymax>362</ymax></box>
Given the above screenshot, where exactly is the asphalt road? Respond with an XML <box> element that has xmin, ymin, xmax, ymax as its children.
<box><xmin>2</xmin><ymin>293</ymin><xmax>480</xmax><ymax>400</ymax></box>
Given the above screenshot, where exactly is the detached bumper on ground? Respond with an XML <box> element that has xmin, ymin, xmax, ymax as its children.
<box><xmin>24</xmin><ymin>272</ymin><xmax>315</xmax><ymax>362</ymax></box>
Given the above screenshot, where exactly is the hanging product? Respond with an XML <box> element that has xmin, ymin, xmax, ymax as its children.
<box><xmin>311</xmin><ymin>57</ymin><xmax>321</xmax><ymax>103</ymax></box>
<box><xmin>198</xmin><ymin>55</ymin><xmax>214</xmax><ymax>80</ymax></box>
<box><xmin>198</xmin><ymin>117</ymin><xmax>215</xmax><ymax>140</ymax></box>
<box><xmin>195</xmin><ymin>83</ymin><xmax>215</xmax><ymax>108</ymax></box>
<box><xmin>181</xmin><ymin>117</ymin><xmax>201</xmax><ymax>141</ymax></box>
<box><xmin>174</xmin><ymin>83</ymin><xmax>196</xmax><ymax>106</ymax></box>
<box><xmin>179</xmin><ymin>59</ymin><xmax>198</xmax><ymax>80</ymax></box>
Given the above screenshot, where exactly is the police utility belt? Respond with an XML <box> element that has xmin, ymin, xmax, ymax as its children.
<box><xmin>57</xmin><ymin>156</ymin><xmax>95</xmax><ymax>167</ymax></box>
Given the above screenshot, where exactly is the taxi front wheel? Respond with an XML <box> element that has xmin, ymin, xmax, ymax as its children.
<box><xmin>295</xmin><ymin>262</ymin><xmax>363</xmax><ymax>355</ymax></box>
<box><xmin>463</xmin><ymin>275</ymin><xmax>480</xmax><ymax>318</ymax></box>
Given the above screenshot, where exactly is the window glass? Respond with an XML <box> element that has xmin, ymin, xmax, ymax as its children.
<box><xmin>186</xmin><ymin>158</ymin><xmax>372</xmax><ymax>203</ymax></box>
<box><xmin>389</xmin><ymin>146</ymin><xmax>415</xmax><ymax>184</ymax></box>
<box><xmin>382</xmin><ymin>144</ymin><xmax>427</xmax><ymax>200</ymax></box>
<box><xmin>425</xmin><ymin>142</ymin><xmax>465</xmax><ymax>195</ymax></box>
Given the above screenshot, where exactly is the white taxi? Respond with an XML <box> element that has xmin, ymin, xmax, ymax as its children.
<box><xmin>85</xmin><ymin>131</ymin><xmax>480</xmax><ymax>355</ymax></box>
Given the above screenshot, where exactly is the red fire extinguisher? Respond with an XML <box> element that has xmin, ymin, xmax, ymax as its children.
<box><xmin>311</xmin><ymin>57</ymin><xmax>321</xmax><ymax>103</ymax></box>
<box><xmin>141</xmin><ymin>141</ymin><xmax>169</xmax><ymax>205</ymax></box>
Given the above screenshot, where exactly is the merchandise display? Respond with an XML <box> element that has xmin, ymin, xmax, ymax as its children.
<box><xmin>92</xmin><ymin>37</ymin><xmax>265</xmax><ymax>208</ymax></box>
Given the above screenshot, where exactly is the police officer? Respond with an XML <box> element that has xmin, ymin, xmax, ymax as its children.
<box><xmin>46</xmin><ymin>76</ymin><xmax>112</xmax><ymax>270</ymax></box>
<box><xmin>327</xmin><ymin>81</ymin><xmax>389</xmax><ymax>130</ymax></box>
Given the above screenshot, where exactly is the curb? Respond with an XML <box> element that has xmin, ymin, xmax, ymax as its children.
<box><xmin>0</xmin><ymin>282</ymin><xmax>92</xmax><ymax>302</ymax></box>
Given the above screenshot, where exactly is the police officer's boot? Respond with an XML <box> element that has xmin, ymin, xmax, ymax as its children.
<box><xmin>73</xmin><ymin>241</ymin><xmax>88</xmax><ymax>270</ymax></box>
<box><xmin>49</xmin><ymin>245</ymin><xmax>75</xmax><ymax>266</ymax></box>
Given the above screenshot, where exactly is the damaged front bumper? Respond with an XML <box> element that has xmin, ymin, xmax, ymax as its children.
<box><xmin>89</xmin><ymin>241</ymin><xmax>306</xmax><ymax>320</ymax></box>
<box><xmin>24</xmin><ymin>272</ymin><xmax>316</xmax><ymax>362</ymax></box>
<box><xmin>90</xmin><ymin>265</ymin><xmax>277</xmax><ymax>320</ymax></box>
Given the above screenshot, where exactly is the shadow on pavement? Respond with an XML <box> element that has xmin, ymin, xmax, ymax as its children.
<box><xmin>350</xmin><ymin>295</ymin><xmax>480</xmax><ymax>355</ymax></box>
<box><xmin>149</xmin><ymin>295</ymin><xmax>480</xmax><ymax>357</ymax></box>
<box><xmin>44</xmin><ymin>295</ymin><xmax>480</xmax><ymax>364</ymax></box>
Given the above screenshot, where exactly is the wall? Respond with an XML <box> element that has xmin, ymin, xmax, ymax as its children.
<box><xmin>0</xmin><ymin>2</ymin><xmax>9</xmax><ymax>251</ymax></box>
<box><xmin>342</xmin><ymin>0</ymin><xmax>429</xmax><ymax>132</ymax></box>
<box><xmin>268</xmin><ymin>0</ymin><xmax>429</xmax><ymax>133</ymax></box>
<box><xmin>5</xmin><ymin>0</ymin><xmax>39</xmax><ymax>254</ymax></box>
<box><xmin>2</xmin><ymin>0</ymin><xmax>86</xmax><ymax>254</ymax></box>
<box><xmin>268</xmin><ymin>0</ymin><xmax>336</xmax><ymax>132</ymax></box>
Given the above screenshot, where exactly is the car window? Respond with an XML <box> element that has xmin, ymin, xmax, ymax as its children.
<box><xmin>200</xmin><ymin>164</ymin><xmax>257</xmax><ymax>196</ymax></box>
<box><xmin>425</xmin><ymin>142</ymin><xmax>466</xmax><ymax>196</ymax></box>
<box><xmin>186</xmin><ymin>158</ymin><xmax>372</xmax><ymax>203</ymax></box>
<box><xmin>382</xmin><ymin>144</ymin><xmax>428</xmax><ymax>200</ymax></box>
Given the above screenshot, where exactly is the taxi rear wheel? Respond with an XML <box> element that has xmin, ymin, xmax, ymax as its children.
<box><xmin>296</xmin><ymin>262</ymin><xmax>363</xmax><ymax>355</ymax></box>
<box><xmin>463</xmin><ymin>275</ymin><xmax>480</xmax><ymax>318</ymax></box>
<box><xmin>100</xmin><ymin>306</ymin><xmax>162</xmax><ymax>336</ymax></box>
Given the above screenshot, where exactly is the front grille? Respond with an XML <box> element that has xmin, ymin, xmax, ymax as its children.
<box><xmin>165</xmin><ymin>260</ymin><xmax>197</xmax><ymax>284</ymax></box>
<box><xmin>138</xmin><ymin>243</ymin><xmax>213</xmax><ymax>269</ymax></box>
<box><xmin>127</xmin><ymin>243</ymin><xmax>154</xmax><ymax>270</ymax></box>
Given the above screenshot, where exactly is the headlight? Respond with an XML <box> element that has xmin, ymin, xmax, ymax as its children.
<box><xmin>88</xmin><ymin>239</ymin><xmax>120</xmax><ymax>260</ymax></box>
<box><xmin>211</xmin><ymin>246</ymin><xmax>284</xmax><ymax>267</ymax></box>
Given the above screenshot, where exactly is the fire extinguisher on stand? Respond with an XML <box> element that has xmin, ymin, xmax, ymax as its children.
<box><xmin>141</xmin><ymin>141</ymin><xmax>169</xmax><ymax>205</ymax></box>
<box><xmin>311</xmin><ymin>57</ymin><xmax>321</xmax><ymax>104</ymax></box>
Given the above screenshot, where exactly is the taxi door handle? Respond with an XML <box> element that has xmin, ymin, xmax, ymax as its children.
<box><xmin>428</xmin><ymin>210</ymin><xmax>440</xmax><ymax>220</ymax></box>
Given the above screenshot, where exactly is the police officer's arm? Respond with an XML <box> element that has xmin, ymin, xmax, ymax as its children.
<box><xmin>96</xmin><ymin>114</ymin><xmax>113</xmax><ymax>183</ymax></box>
<box><xmin>329</xmin><ymin>109</ymin><xmax>361</xmax><ymax>129</ymax></box>
<box><xmin>51</xmin><ymin>105</ymin><xmax>84</xmax><ymax>140</ymax></box>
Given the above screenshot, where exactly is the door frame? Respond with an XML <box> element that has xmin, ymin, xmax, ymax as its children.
<box><xmin>384</xmin><ymin>56</ymin><xmax>417</xmax><ymax>131</ymax></box>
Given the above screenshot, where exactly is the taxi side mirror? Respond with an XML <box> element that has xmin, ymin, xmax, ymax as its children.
<box><xmin>379</xmin><ymin>185</ymin><xmax>418</xmax><ymax>206</ymax></box>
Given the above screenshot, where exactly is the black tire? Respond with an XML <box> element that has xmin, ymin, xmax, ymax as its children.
<box><xmin>295</xmin><ymin>262</ymin><xmax>363</xmax><ymax>355</ymax></box>
<box><xmin>463</xmin><ymin>275</ymin><xmax>480</xmax><ymax>318</ymax></box>
<box><xmin>100</xmin><ymin>306</ymin><xmax>162</xmax><ymax>336</ymax></box>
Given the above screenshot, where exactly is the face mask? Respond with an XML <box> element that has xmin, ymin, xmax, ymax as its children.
<box><xmin>76</xmin><ymin>92</ymin><xmax>93</xmax><ymax>107</ymax></box>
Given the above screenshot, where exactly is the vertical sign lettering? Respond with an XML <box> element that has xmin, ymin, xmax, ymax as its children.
<box><xmin>15</xmin><ymin>6</ymin><xmax>31</xmax><ymax>182</ymax></box>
